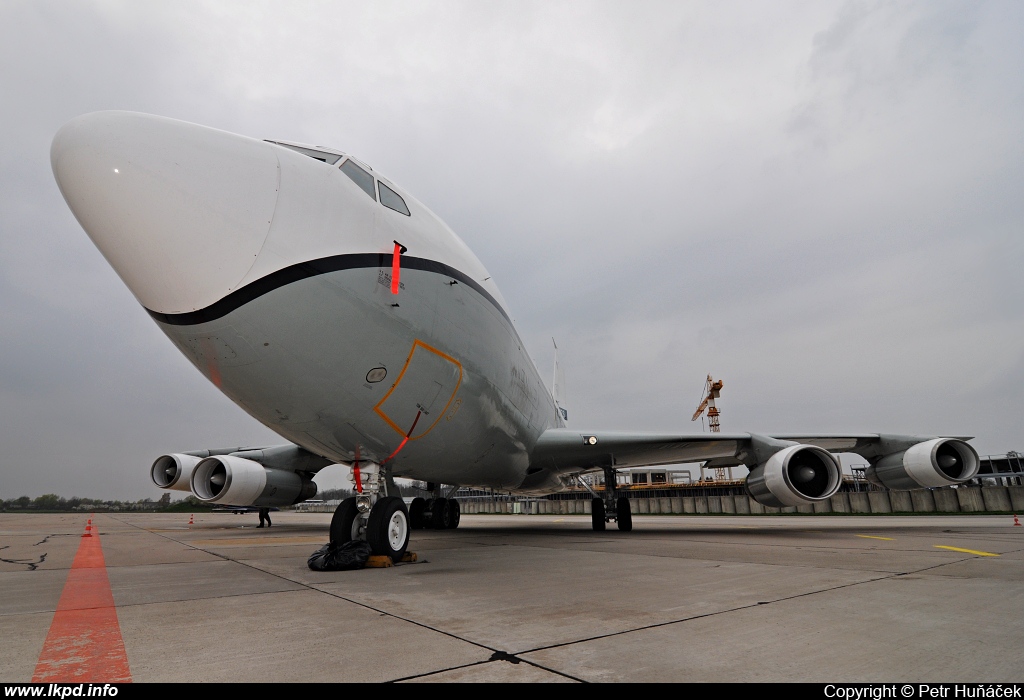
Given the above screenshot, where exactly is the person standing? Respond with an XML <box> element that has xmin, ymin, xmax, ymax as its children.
<box><xmin>258</xmin><ymin>507</ymin><xmax>272</xmax><ymax>528</ymax></box>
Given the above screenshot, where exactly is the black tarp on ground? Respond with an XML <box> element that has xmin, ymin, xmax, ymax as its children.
<box><xmin>307</xmin><ymin>540</ymin><xmax>373</xmax><ymax>571</ymax></box>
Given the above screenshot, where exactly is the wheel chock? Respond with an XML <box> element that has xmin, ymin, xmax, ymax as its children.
<box><xmin>365</xmin><ymin>555</ymin><xmax>395</xmax><ymax>568</ymax></box>
<box><xmin>365</xmin><ymin>552</ymin><xmax>417</xmax><ymax>568</ymax></box>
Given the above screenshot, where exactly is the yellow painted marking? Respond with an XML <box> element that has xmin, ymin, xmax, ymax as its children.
<box><xmin>445</xmin><ymin>397</ymin><xmax>463</xmax><ymax>422</ymax></box>
<box><xmin>552</xmin><ymin>519</ymin><xmax>565</xmax><ymax>523</ymax></box>
<box><xmin>856</xmin><ymin>535</ymin><xmax>894</xmax><ymax>541</ymax></box>
<box><xmin>934</xmin><ymin>545</ymin><xmax>999</xmax><ymax>557</ymax></box>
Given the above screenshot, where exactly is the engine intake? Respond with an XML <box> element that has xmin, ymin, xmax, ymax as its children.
<box><xmin>746</xmin><ymin>444</ymin><xmax>842</xmax><ymax>508</ymax></box>
<box><xmin>151</xmin><ymin>454</ymin><xmax>203</xmax><ymax>492</ymax></box>
<box><xmin>866</xmin><ymin>438</ymin><xmax>979</xmax><ymax>490</ymax></box>
<box><xmin>190</xmin><ymin>455</ymin><xmax>317</xmax><ymax>506</ymax></box>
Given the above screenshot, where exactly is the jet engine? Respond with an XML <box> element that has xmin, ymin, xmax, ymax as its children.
<box><xmin>151</xmin><ymin>453</ymin><xmax>203</xmax><ymax>492</ymax></box>
<box><xmin>745</xmin><ymin>444</ymin><xmax>842</xmax><ymax>508</ymax></box>
<box><xmin>866</xmin><ymin>438</ymin><xmax>979</xmax><ymax>490</ymax></box>
<box><xmin>190</xmin><ymin>455</ymin><xmax>317</xmax><ymax>507</ymax></box>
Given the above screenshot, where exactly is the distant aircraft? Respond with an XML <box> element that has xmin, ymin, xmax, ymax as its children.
<box><xmin>51</xmin><ymin>112</ymin><xmax>980</xmax><ymax>562</ymax></box>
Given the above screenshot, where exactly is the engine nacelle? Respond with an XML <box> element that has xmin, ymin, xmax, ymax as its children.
<box><xmin>866</xmin><ymin>438</ymin><xmax>979</xmax><ymax>490</ymax></box>
<box><xmin>190</xmin><ymin>455</ymin><xmax>317</xmax><ymax>507</ymax></box>
<box><xmin>151</xmin><ymin>453</ymin><xmax>203</xmax><ymax>492</ymax></box>
<box><xmin>746</xmin><ymin>444</ymin><xmax>842</xmax><ymax>508</ymax></box>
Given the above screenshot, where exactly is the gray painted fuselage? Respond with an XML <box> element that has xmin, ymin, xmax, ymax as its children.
<box><xmin>50</xmin><ymin>111</ymin><xmax>560</xmax><ymax>494</ymax></box>
<box><xmin>157</xmin><ymin>263</ymin><xmax>563</xmax><ymax>491</ymax></box>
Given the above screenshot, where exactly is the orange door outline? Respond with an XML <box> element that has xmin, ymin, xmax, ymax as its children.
<box><xmin>374</xmin><ymin>339</ymin><xmax>462</xmax><ymax>440</ymax></box>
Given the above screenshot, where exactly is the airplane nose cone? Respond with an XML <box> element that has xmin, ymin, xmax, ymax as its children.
<box><xmin>51</xmin><ymin>111</ymin><xmax>280</xmax><ymax>314</ymax></box>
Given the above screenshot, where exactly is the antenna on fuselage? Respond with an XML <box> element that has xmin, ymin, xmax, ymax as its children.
<box><xmin>553</xmin><ymin>338</ymin><xmax>567</xmax><ymax>422</ymax></box>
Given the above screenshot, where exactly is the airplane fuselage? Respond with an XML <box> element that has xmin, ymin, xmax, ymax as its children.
<box><xmin>156</xmin><ymin>252</ymin><xmax>560</xmax><ymax>490</ymax></box>
<box><xmin>52</xmin><ymin>112</ymin><xmax>563</xmax><ymax>492</ymax></box>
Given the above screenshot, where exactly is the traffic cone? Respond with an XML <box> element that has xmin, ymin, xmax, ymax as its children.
<box><xmin>188</xmin><ymin>514</ymin><xmax>194</xmax><ymax>527</ymax></box>
<box><xmin>82</xmin><ymin>520</ymin><xmax>92</xmax><ymax>538</ymax></box>
<box><xmin>1014</xmin><ymin>514</ymin><xmax>1021</xmax><ymax>527</ymax></box>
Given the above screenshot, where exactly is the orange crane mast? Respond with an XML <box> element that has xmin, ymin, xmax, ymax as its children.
<box><xmin>692</xmin><ymin>374</ymin><xmax>728</xmax><ymax>480</ymax></box>
<box><xmin>691</xmin><ymin>374</ymin><xmax>724</xmax><ymax>433</ymax></box>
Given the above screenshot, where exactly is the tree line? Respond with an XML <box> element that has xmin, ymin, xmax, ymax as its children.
<box><xmin>1</xmin><ymin>489</ymin><xmax>358</xmax><ymax>512</ymax></box>
<box><xmin>1</xmin><ymin>492</ymin><xmax>189</xmax><ymax>512</ymax></box>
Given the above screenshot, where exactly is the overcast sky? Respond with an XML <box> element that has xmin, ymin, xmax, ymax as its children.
<box><xmin>1</xmin><ymin>0</ymin><xmax>1021</xmax><ymax>500</ymax></box>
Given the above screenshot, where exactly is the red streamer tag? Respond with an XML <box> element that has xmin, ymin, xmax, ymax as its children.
<box><xmin>353</xmin><ymin>445</ymin><xmax>362</xmax><ymax>493</ymax></box>
<box><xmin>391</xmin><ymin>242</ymin><xmax>402</xmax><ymax>294</ymax></box>
<box><xmin>382</xmin><ymin>410</ymin><xmax>422</xmax><ymax>464</ymax></box>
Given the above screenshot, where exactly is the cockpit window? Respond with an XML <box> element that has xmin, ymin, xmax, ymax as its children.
<box><xmin>339</xmin><ymin>158</ymin><xmax>376</xmax><ymax>200</ymax></box>
<box><xmin>265</xmin><ymin>141</ymin><xmax>343</xmax><ymax>165</ymax></box>
<box><xmin>378</xmin><ymin>182</ymin><xmax>411</xmax><ymax>216</ymax></box>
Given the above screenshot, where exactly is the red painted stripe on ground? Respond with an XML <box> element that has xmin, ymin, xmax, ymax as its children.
<box><xmin>32</xmin><ymin>520</ymin><xmax>132</xmax><ymax>683</ymax></box>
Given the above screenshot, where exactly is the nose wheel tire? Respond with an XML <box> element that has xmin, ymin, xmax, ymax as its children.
<box><xmin>591</xmin><ymin>498</ymin><xmax>606</xmax><ymax>531</ymax></box>
<box><xmin>616</xmin><ymin>497</ymin><xmax>632</xmax><ymax>532</ymax></box>
<box><xmin>447</xmin><ymin>499</ymin><xmax>461</xmax><ymax>529</ymax></box>
<box><xmin>367</xmin><ymin>496</ymin><xmax>410</xmax><ymax>561</ymax></box>
<box><xmin>409</xmin><ymin>497</ymin><xmax>427</xmax><ymax>529</ymax></box>
<box><xmin>329</xmin><ymin>497</ymin><xmax>360</xmax><ymax>544</ymax></box>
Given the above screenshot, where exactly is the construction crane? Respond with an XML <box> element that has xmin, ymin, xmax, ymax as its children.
<box><xmin>692</xmin><ymin>374</ymin><xmax>728</xmax><ymax>481</ymax></box>
<box><xmin>691</xmin><ymin>374</ymin><xmax>724</xmax><ymax>432</ymax></box>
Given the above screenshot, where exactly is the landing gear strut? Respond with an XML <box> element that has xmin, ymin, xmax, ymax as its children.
<box><xmin>581</xmin><ymin>467</ymin><xmax>632</xmax><ymax>532</ymax></box>
<box><xmin>591</xmin><ymin>497</ymin><xmax>606</xmax><ymax>531</ymax></box>
<box><xmin>330</xmin><ymin>461</ymin><xmax>410</xmax><ymax>562</ymax></box>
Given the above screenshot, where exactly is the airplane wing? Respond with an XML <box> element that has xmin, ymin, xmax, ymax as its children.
<box><xmin>530</xmin><ymin>429</ymin><xmax>974</xmax><ymax>471</ymax></box>
<box><xmin>528</xmin><ymin>429</ymin><xmax>979</xmax><ymax>504</ymax></box>
<box><xmin>529</xmin><ymin>430</ymin><xmax>753</xmax><ymax>472</ymax></box>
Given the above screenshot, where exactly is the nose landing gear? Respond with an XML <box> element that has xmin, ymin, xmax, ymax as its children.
<box><xmin>330</xmin><ymin>461</ymin><xmax>411</xmax><ymax>563</ymax></box>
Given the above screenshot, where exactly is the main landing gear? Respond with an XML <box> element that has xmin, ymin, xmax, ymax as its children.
<box><xmin>407</xmin><ymin>483</ymin><xmax>461</xmax><ymax>530</ymax></box>
<box><xmin>330</xmin><ymin>461</ymin><xmax>410</xmax><ymax>562</ymax></box>
<box><xmin>581</xmin><ymin>467</ymin><xmax>632</xmax><ymax>532</ymax></box>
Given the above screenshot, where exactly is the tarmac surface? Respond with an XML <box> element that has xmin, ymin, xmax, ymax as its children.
<box><xmin>1</xmin><ymin>511</ymin><xmax>1022</xmax><ymax>683</ymax></box>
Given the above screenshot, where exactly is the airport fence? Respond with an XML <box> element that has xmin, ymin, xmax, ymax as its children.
<box><xmin>455</xmin><ymin>484</ymin><xmax>1024</xmax><ymax>516</ymax></box>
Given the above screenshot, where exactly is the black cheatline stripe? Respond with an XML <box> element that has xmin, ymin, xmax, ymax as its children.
<box><xmin>144</xmin><ymin>253</ymin><xmax>512</xmax><ymax>327</ymax></box>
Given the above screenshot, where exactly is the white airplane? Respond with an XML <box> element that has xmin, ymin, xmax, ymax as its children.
<box><xmin>50</xmin><ymin>111</ymin><xmax>980</xmax><ymax>562</ymax></box>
